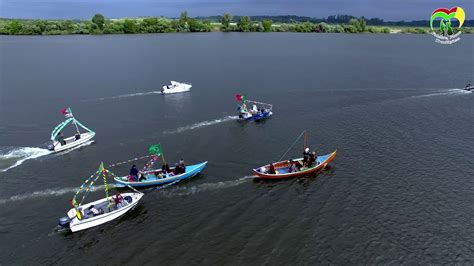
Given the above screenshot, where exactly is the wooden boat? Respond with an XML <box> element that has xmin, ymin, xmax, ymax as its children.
<box><xmin>114</xmin><ymin>161</ymin><xmax>208</xmax><ymax>187</ymax></box>
<box><xmin>58</xmin><ymin>163</ymin><xmax>143</xmax><ymax>232</ymax></box>
<box><xmin>253</xmin><ymin>151</ymin><xmax>337</xmax><ymax>179</ymax></box>
<box><xmin>252</xmin><ymin>130</ymin><xmax>336</xmax><ymax>179</ymax></box>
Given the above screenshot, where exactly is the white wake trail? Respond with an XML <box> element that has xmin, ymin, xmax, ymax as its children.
<box><xmin>0</xmin><ymin>185</ymin><xmax>110</xmax><ymax>205</ymax></box>
<box><xmin>411</xmin><ymin>89</ymin><xmax>471</xmax><ymax>99</ymax></box>
<box><xmin>0</xmin><ymin>147</ymin><xmax>52</xmax><ymax>172</ymax></box>
<box><xmin>157</xmin><ymin>176</ymin><xmax>253</xmax><ymax>197</ymax></box>
<box><xmin>164</xmin><ymin>116</ymin><xmax>239</xmax><ymax>134</ymax></box>
<box><xmin>83</xmin><ymin>91</ymin><xmax>162</xmax><ymax>102</ymax></box>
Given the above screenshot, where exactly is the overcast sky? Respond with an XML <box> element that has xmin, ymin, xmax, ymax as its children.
<box><xmin>0</xmin><ymin>0</ymin><xmax>472</xmax><ymax>21</ymax></box>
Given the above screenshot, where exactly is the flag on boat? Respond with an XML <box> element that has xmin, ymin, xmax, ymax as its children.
<box><xmin>235</xmin><ymin>94</ymin><xmax>246</xmax><ymax>102</ymax></box>
<box><xmin>149</xmin><ymin>144</ymin><xmax>162</xmax><ymax>156</ymax></box>
<box><xmin>61</xmin><ymin>107</ymin><xmax>73</xmax><ymax>118</ymax></box>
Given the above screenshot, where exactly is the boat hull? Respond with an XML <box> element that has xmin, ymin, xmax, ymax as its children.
<box><xmin>52</xmin><ymin>132</ymin><xmax>95</xmax><ymax>152</ymax></box>
<box><xmin>114</xmin><ymin>161</ymin><xmax>208</xmax><ymax>187</ymax></box>
<box><xmin>239</xmin><ymin>111</ymin><xmax>272</xmax><ymax>121</ymax></box>
<box><xmin>67</xmin><ymin>192</ymin><xmax>143</xmax><ymax>232</ymax></box>
<box><xmin>253</xmin><ymin>151</ymin><xmax>337</xmax><ymax>179</ymax></box>
<box><xmin>161</xmin><ymin>81</ymin><xmax>192</xmax><ymax>94</ymax></box>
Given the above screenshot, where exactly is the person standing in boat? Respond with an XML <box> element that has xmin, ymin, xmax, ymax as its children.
<box><xmin>302</xmin><ymin>148</ymin><xmax>311</xmax><ymax>167</ymax></box>
<box><xmin>130</xmin><ymin>164</ymin><xmax>139</xmax><ymax>182</ymax></box>
<box><xmin>56</xmin><ymin>132</ymin><xmax>66</xmax><ymax>146</ymax></box>
<box><xmin>161</xmin><ymin>163</ymin><xmax>171</xmax><ymax>178</ymax></box>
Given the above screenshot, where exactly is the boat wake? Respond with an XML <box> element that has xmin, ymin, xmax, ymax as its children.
<box><xmin>0</xmin><ymin>185</ymin><xmax>108</xmax><ymax>205</ymax></box>
<box><xmin>164</xmin><ymin>116</ymin><xmax>239</xmax><ymax>134</ymax></box>
<box><xmin>411</xmin><ymin>89</ymin><xmax>470</xmax><ymax>99</ymax></box>
<box><xmin>83</xmin><ymin>91</ymin><xmax>162</xmax><ymax>102</ymax></box>
<box><xmin>157</xmin><ymin>176</ymin><xmax>253</xmax><ymax>197</ymax></box>
<box><xmin>0</xmin><ymin>147</ymin><xmax>52</xmax><ymax>173</ymax></box>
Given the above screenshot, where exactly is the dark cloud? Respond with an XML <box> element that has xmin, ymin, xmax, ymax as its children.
<box><xmin>0</xmin><ymin>0</ymin><xmax>472</xmax><ymax>21</ymax></box>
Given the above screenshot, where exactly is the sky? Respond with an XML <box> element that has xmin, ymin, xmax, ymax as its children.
<box><xmin>0</xmin><ymin>0</ymin><xmax>473</xmax><ymax>21</ymax></box>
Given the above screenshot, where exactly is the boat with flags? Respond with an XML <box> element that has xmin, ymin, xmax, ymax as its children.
<box><xmin>58</xmin><ymin>163</ymin><xmax>143</xmax><ymax>232</ymax></box>
<box><xmin>48</xmin><ymin>107</ymin><xmax>95</xmax><ymax>152</ymax></box>
<box><xmin>235</xmin><ymin>94</ymin><xmax>273</xmax><ymax>121</ymax></box>
<box><xmin>114</xmin><ymin>144</ymin><xmax>208</xmax><ymax>187</ymax></box>
<box><xmin>253</xmin><ymin>131</ymin><xmax>337</xmax><ymax>179</ymax></box>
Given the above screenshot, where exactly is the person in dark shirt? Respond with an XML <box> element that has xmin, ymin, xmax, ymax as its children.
<box><xmin>129</xmin><ymin>164</ymin><xmax>139</xmax><ymax>181</ymax></box>
<box><xmin>179</xmin><ymin>159</ymin><xmax>186</xmax><ymax>173</ymax></box>
<box><xmin>268</xmin><ymin>163</ymin><xmax>276</xmax><ymax>174</ymax></box>
<box><xmin>302</xmin><ymin>147</ymin><xmax>311</xmax><ymax>167</ymax></box>
<box><xmin>307</xmin><ymin>152</ymin><xmax>316</xmax><ymax>168</ymax></box>
<box><xmin>56</xmin><ymin>132</ymin><xmax>66</xmax><ymax>146</ymax></box>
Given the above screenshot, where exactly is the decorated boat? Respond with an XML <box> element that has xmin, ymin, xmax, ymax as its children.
<box><xmin>161</xmin><ymin>81</ymin><xmax>192</xmax><ymax>94</ymax></box>
<box><xmin>235</xmin><ymin>94</ymin><xmax>273</xmax><ymax>121</ymax></box>
<box><xmin>114</xmin><ymin>144</ymin><xmax>208</xmax><ymax>187</ymax></box>
<box><xmin>253</xmin><ymin>131</ymin><xmax>337</xmax><ymax>179</ymax></box>
<box><xmin>48</xmin><ymin>107</ymin><xmax>95</xmax><ymax>152</ymax></box>
<box><xmin>58</xmin><ymin>163</ymin><xmax>143</xmax><ymax>232</ymax></box>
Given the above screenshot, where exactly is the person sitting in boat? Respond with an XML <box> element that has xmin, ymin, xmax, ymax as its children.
<box><xmin>87</xmin><ymin>205</ymin><xmax>101</xmax><ymax>217</ymax></box>
<box><xmin>114</xmin><ymin>193</ymin><xmax>124</xmax><ymax>208</ymax></box>
<box><xmin>251</xmin><ymin>104</ymin><xmax>258</xmax><ymax>114</ymax></box>
<box><xmin>160</xmin><ymin>163</ymin><xmax>171</xmax><ymax>178</ymax></box>
<box><xmin>268</xmin><ymin>163</ymin><xmax>276</xmax><ymax>174</ymax></box>
<box><xmin>173</xmin><ymin>163</ymin><xmax>182</xmax><ymax>175</ymax></box>
<box><xmin>56</xmin><ymin>132</ymin><xmax>66</xmax><ymax>146</ymax></box>
<box><xmin>179</xmin><ymin>159</ymin><xmax>186</xmax><ymax>173</ymax></box>
<box><xmin>75</xmin><ymin>132</ymin><xmax>81</xmax><ymax>141</ymax></box>
<box><xmin>302</xmin><ymin>148</ymin><xmax>311</xmax><ymax>167</ymax></box>
<box><xmin>288</xmin><ymin>160</ymin><xmax>297</xmax><ymax>173</ymax></box>
<box><xmin>139</xmin><ymin>173</ymin><xmax>147</xmax><ymax>182</ymax></box>
<box><xmin>129</xmin><ymin>164</ymin><xmax>139</xmax><ymax>182</ymax></box>
<box><xmin>307</xmin><ymin>152</ymin><xmax>316</xmax><ymax>168</ymax></box>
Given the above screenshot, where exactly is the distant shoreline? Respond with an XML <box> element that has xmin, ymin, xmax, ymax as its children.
<box><xmin>1</xmin><ymin>13</ymin><xmax>471</xmax><ymax>36</ymax></box>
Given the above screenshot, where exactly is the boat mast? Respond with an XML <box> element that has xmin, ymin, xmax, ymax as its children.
<box><xmin>69</xmin><ymin>109</ymin><xmax>81</xmax><ymax>135</ymax></box>
<box><xmin>304</xmin><ymin>130</ymin><xmax>307</xmax><ymax>150</ymax></box>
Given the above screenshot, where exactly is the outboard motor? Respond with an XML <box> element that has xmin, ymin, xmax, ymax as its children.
<box><xmin>58</xmin><ymin>216</ymin><xmax>71</xmax><ymax>228</ymax></box>
<box><xmin>47</xmin><ymin>144</ymin><xmax>55</xmax><ymax>151</ymax></box>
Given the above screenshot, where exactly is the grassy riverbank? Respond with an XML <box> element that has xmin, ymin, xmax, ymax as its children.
<box><xmin>1</xmin><ymin>13</ymin><xmax>472</xmax><ymax>35</ymax></box>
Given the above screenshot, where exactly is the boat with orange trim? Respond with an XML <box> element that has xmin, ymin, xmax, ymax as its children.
<box><xmin>252</xmin><ymin>131</ymin><xmax>337</xmax><ymax>179</ymax></box>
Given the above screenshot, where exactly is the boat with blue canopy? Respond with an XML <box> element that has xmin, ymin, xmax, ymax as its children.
<box><xmin>48</xmin><ymin>107</ymin><xmax>95</xmax><ymax>152</ymax></box>
<box><xmin>235</xmin><ymin>94</ymin><xmax>273</xmax><ymax>121</ymax></box>
<box><xmin>114</xmin><ymin>144</ymin><xmax>208</xmax><ymax>187</ymax></box>
<box><xmin>58</xmin><ymin>163</ymin><xmax>143</xmax><ymax>232</ymax></box>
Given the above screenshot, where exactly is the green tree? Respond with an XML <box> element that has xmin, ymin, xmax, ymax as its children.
<box><xmin>262</xmin><ymin>19</ymin><xmax>272</xmax><ymax>32</ymax></box>
<box><xmin>92</xmin><ymin>14</ymin><xmax>106</xmax><ymax>30</ymax></box>
<box><xmin>238</xmin><ymin>16</ymin><xmax>251</xmax><ymax>32</ymax></box>
<box><xmin>221</xmin><ymin>13</ymin><xmax>233</xmax><ymax>30</ymax></box>
<box><xmin>8</xmin><ymin>20</ymin><xmax>22</xmax><ymax>35</ymax></box>
<box><xmin>123</xmin><ymin>19</ymin><xmax>137</xmax><ymax>33</ymax></box>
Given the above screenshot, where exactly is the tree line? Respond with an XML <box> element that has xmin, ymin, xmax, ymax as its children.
<box><xmin>1</xmin><ymin>12</ymin><xmax>471</xmax><ymax>35</ymax></box>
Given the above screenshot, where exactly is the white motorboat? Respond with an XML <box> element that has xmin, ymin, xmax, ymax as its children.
<box><xmin>58</xmin><ymin>163</ymin><xmax>144</xmax><ymax>232</ymax></box>
<box><xmin>161</xmin><ymin>81</ymin><xmax>192</xmax><ymax>94</ymax></box>
<box><xmin>48</xmin><ymin>108</ymin><xmax>95</xmax><ymax>152</ymax></box>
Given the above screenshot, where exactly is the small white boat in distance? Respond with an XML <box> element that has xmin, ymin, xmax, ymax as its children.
<box><xmin>161</xmin><ymin>81</ymin><xmax>192</xmax><ymax>94</ymax></box>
